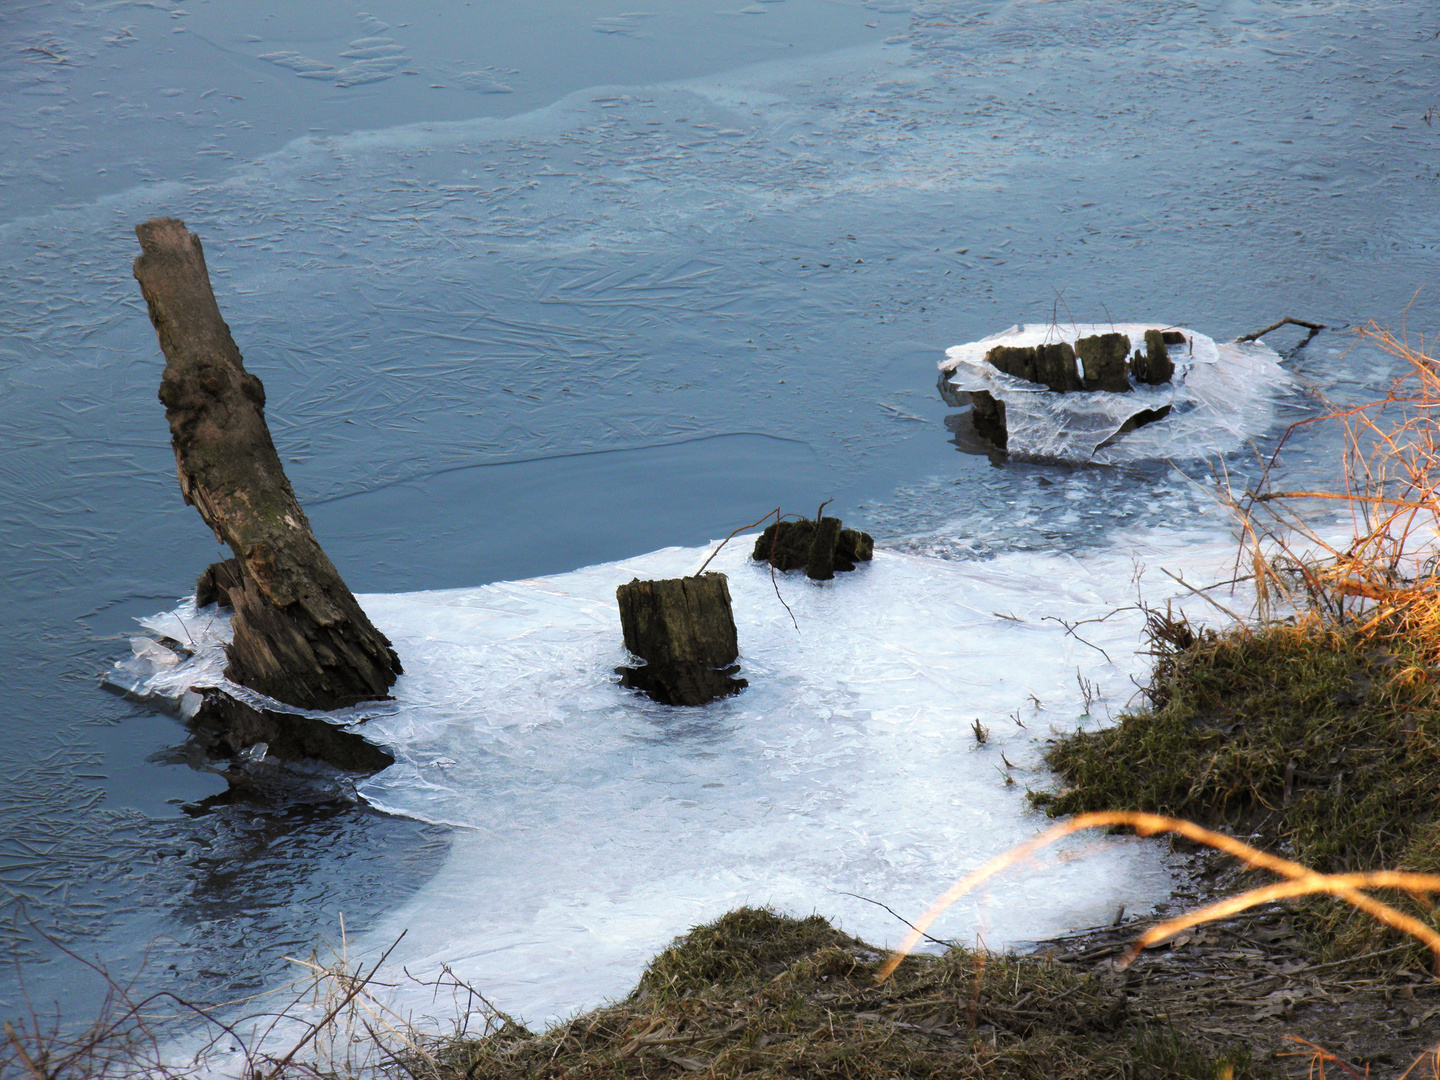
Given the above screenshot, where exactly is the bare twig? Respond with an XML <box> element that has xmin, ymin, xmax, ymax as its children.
<box><xmin>834</xmin><ymin>891</ymin><xmax>956</xmax><ymax>949</ymax></box>
<box><xmin>264</xmin><ymin>931</ymin><xmax>408</xmax><ymax>1077</ymax></box>
<box><xmin>1159</xmin><ymin>568</ymin><xmax>1253</xmax><ymax>639</ymax></box>
<box><xmin>5</xmin><ymin>1022</ymin><xmax>47</xmax><ymax>1080</ymax></box>
<box><xmin>1251</xmin><ymin>489</ymin><xmax>1439</xmax><ymax>512</ymax></box>
<box><xmin>1235</xmin><ymin>317</ymin><xmax>1327</xmax><ymax>343</ymax></box>
<box><xmin>1040</xmin><ymin>615</ymin><xmax>1114</xmax><ymax>662</ymax></box>
<box><xmin>694</xmin><ymin>509</ymin><xmax>779</xmax><ymax>577</ymax></box>
<box><xmin>691</xmin><ymin>507</ymin><xmax>799</xmax><ymax>632</ymax></box>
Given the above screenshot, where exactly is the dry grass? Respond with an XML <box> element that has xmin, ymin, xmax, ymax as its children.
<box><xmin>875</xmin><ymin>813</ymin><xmax>1440</xmax><ymax>984</ymax></box>
<box><xmin>395</xmin><ymin>907</ymin><xmax>1266</xmax><ymax>1080</ymax></box>
<box><xmin>1237</xmin><ymin>324</ymin><xmax>1440</xmax><ymax>643</ymax></box>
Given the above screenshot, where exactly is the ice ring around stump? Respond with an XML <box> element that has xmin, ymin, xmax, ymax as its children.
<box><xmin>616</xmin><ymin>573</ymin><xmax>747</xmax><ymax>706</ymax></box>
<box><xmin>933</xmin><ymin>322</ymin><xmax>1264</xmax><ymax>461</ymax></box>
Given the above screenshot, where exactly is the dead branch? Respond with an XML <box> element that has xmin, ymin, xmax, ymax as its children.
<box><xmin>1235</xmin><ymin>317</ymin><xmax>1328</xmax><ymax>343</ymax></box>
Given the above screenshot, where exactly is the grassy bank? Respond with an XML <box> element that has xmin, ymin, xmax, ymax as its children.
<box><xmin>410</xmin><ymin>907</ymin><xmax>1263</xmax><ymax>1080</ymax></box>
<box><xmin>1034</xmin><ymin>616</ymin><xmax>1440</xmax><ymax>962</ymax></box>
<box><xmin>1036</xmin><ymin>326</ymin><xmax>1440</xmax><ymax>967</ymax></box>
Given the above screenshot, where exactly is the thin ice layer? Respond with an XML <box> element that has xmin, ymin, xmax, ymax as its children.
<box><xmin>168</xmin><ymin>526</ymin><xmax>1245</xmax><ymax>1027</ymax></box>
<box><xmin>118</xmin><ymin>525</ymin><xmax>1252</xmax><ymax>1033</ymax></box>
<box><xmin>939</xmin><ymin>324</ymin><xmax>1290</xmax><ymax>463</ymax></box>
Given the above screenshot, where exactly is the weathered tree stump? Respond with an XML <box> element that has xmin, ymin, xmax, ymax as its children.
<box><xmin>1131</xmin><ymin>329</ymin><xmax>1177</xmax><ymax>385</ymax></box>
<box><xmin>616</xmin><ymin>573</ymin><xmax>746</xmax><ymax>706</ymax></box>
<box><xmin>752</xmin><ymin>518</ymin><xmax>874</xmax><ymax>580</ymax></box>
<box><xmin>133</xmin><ymin>217</ymin><xmax>402</xmax><ymax>711</ymax></box>
<box><xmin>984</xmin><ymin>342</ymin><xmax>1082</xmax><ymax>393</ymax></box>
<box><xmin>196</xmin><ymin>556</ymin><xmax>244</xmax><ymax>609</ymax></box>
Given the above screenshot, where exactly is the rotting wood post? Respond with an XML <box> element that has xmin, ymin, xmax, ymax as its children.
<box><xmin>1131</xmin><ymin>329</ymin><xmax>1176</xmax><ymax>386</ymax></box>
<box><xmin>1076</xmin><ymin>333</ymin><xmax>1133</xmax><ymax>393</ymax></box>
<box><xmin>752</xmin><ymin>519</ymin><xmax>874</xmax><ymax>579</ymax></box>
<box><xmin>133</xmin><ymin>217</ymin><xmax>402</xmax><ymax>710</ymax></box>
<box><xmin>182</xmin><ymin>687</ymin><xmax>395</xmax><ymax>773</ymax></box>
<box><xmin>616</xmin><ymin>573</ymin><xmax>746</xmax><ymax>706</ymax></box>
<box><xmin>806</xmin><ymin>517</ymin><xmax>843</xmax><ymax>580</ymax></box>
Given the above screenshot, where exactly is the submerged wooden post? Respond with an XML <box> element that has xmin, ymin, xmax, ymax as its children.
<box><xmin>133</xmin><ymin>217</ymin><xmax>402</xmax><ymax>710</ymax></box>
<box><xmin>616</xmin><ymin>573</ymin><xmax>746</xmax><ymax>706</ymax></box>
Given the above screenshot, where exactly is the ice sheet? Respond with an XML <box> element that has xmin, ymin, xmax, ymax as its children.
<box><xmin>939</xmin><ymin>324</ymin><xmax>1290</xmax><ymax>463</ymax></box>
<box><xmin>118</xmin><ymin>526</ymin><xmax>1251</xmax><ymax>1028</ymax></box>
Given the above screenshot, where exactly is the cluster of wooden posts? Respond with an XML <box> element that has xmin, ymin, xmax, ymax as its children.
<box><xmin>968</xmin><ymin>330</ymin><xmax>1183</xmax><ymax>448</ymax></box>
<box><xmin>614</xmin><ymin>516</ymin><xmax>874</xmax><ymax>706</ymax></box>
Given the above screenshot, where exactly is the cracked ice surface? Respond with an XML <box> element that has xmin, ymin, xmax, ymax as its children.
<box><xmin>124</xmin><ymin>529</ymin><xmax>1249</xmax><ymax>1026</ymax></box>
<box><xmin>351</xmin><ymin>531</ymin><xmax>1246</xmax><ymax>1022</ymax></box>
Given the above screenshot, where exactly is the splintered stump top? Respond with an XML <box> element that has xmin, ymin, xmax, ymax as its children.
<box><xmin>616</xmin><ymin>573</ymin><xmax>746</xmax><ymax>707</ymax></box>
<box><xmin>133</xmin><ymin>217</ymin><xmax>401</xmax><ymax>710</ymax></box>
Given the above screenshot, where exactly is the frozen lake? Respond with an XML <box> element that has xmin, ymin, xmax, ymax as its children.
<box><xmin>1</xmin><ymin>0</ymin><xmax>1436</xmax><ymax>1038</ymax></box>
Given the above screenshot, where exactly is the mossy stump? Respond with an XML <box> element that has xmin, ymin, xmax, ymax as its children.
<box><xmin>752</xmin><ymin>518</ymin><xmax>874</xmax><ymax>580</ymax></box>
<box><xmin>1132</xmin><ymin>328</ymin><xmax>1178</xmax><ymax>385</ymax></box>
<box><xmin>984</xmin><ymin>341</ymin><xmax>1082</xmax><ymax>392</ymax></box>
<box><xmin>1076</xmin><ymin>332</ymin><xmax>1133</xmax><ymax>392</ymax></box>
<box><xmin>616</xmin><ymin>573</ymin><xmax>746</xmax><ymax>706</ymax></box>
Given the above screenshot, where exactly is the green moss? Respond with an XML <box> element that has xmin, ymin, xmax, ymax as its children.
<box><xmin>1033</xmin><ymin>620</ymin><xmax>1440</xmax><ymax>960</ymax></box>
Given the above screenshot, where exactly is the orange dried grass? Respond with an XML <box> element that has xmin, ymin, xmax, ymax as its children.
<box><xmin>1279</xmin><ymin>1034</ymin><xmax>1440</xmax><ymax>1080</ymax></box>
<box><xmin>875</xmin><ymin>811</ymin><xmax>1440</xmax><ymax>984</ymax></box>
<box><xmin>1235</xmin><ymin>325</ymin><xmax>1440</xmax><ymax>652</ymax></box>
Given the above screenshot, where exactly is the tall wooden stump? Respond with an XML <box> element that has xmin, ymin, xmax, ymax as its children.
<box><xmin>616</xmin><ymin>573</ymin><xmax>746</xmax><ymax>706</ymax></box>
<box><xmin>133</xmin><ymin>217</ymin><xmax>402</xmax><ymax>711</ymax></box>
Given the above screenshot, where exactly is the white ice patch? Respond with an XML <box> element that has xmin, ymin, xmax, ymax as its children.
<box><xmin>119</xmin><ymin>527</ymin><xmax>1255</xmax><ymax>1028</ymax></box>
<box><xmin>939</xmin><ymin>324</ymin><xmax>1290</xmax><ymax>464</ymax></box>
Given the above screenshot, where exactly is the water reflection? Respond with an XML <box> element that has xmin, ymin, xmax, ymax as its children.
<box><xmin>945</xmin><ymin>408</ymin><xmax>1009</xmax><ymax>467</ymax></box>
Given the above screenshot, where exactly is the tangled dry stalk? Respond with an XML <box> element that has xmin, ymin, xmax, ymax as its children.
<box><xmin>1234</xmin><ymin>324</ymin><xmax>1440</xmax><ymax>642</ymax></box>
<box><xmin>0</xmin><ymin>923</ymin><xmax>509</xmax><ymax>1080</ymax></box>
<box><xmin>875</xmin><ymin>811</ymin><xmax>1440</xmax><ymax>985</ymax></box>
